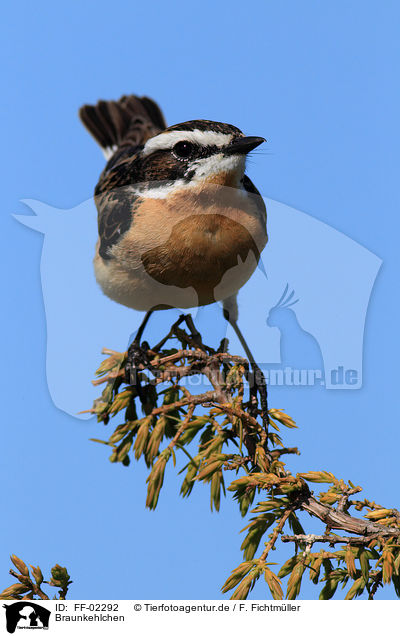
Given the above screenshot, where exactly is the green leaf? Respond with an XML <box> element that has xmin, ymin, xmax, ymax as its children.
<box><xmin>298</xmin><ymin>471</ymin><xmax>336</xmax><ymax>484</ymax></box>
<box><xmin>221</xmin><ymin>561</ymin><xmax>256</xmax><ymax>594</ymax></box>
<box><xmin>251</xmin><ymin>498</ymin><xmax>288</xmax><ymax>514</ymax></box>
<box><xmin>288</xmin><ymin>512</ymin><xmax>305</xmax><ymax>535</ymax></box>
<box><xmin>278</xmin><ymin>555</ymin><xmax>299</xmax><ymax>579</ymax></box>
<box><xmin>382</xmin><ymin>547</ymin><xmax>395</xmax><ymax>584</ymax></box>
<box><xmin>394</xmin><ymin>550</ymin><xmax>400</xmax><ymax>575</ymax></box>
<box><xmin>180</xmin><ymin>461</ymin><xmax>198</xmax><ymax>498</ymax></box>
<box><xmin>358</xmin><ymin>549</ymin><xmax>370</xmax><ymax>585</ymax></box>
<box><xmin>230</xmin><ymin>567</ymin><xmax>263</xmax><ymax>600</ymax></box>
<box><xmin>310</xmin><ymin>557</ymin><xmax>322</xmax><ymax>584</ymax></box>
<box><xmin>392</xmin><ymin>573</ymin><xmax>400</xmax><ymax>597</ymax></box>
<box><xmin>115</xmin><ymin>435</ymin><xmax>133</xmax><ymax>462</ymax></box>
<box><xmin>264</xmin><ymin>567</ymin><xmax>284</xmax><ymax>600</ymax></box>
<box><xmin>11</xmin><ymin>555</ymin><xmax>29</xmax><ymax>577</ymax></box>
<box><xmin>210</xmin><ymin>470</ymin><xmax>224</xmax><ymax>512</ymax></box>
<box><xmin>345</xmin><ymin>547</ymin><xmax>356</xmax><ymax>579</ymax></box>
<box><xmin>179</xmin><ymin>417</ymin><xmax>209</xmax><ymax>445</ymax></box>
<box><xmin>146</xmin><ymin>416</ymin><xmax>167</xmax><ymax>461</ymax></box>
<box><xmin>133</xmin><ymin>417</ymin><xmax>152</xmax><ymax>461</ymax></box>
<box><xmin>145</xmin><ymin>449</ymin><xmax>171</xmax><ymax>509</ymax></box>
<box><xmin>286</xmin><ymin>562</ymin><xmax>305</xmax><ymax>600</ymax></box>
<box><xmin>344</xmin><ymin>576</ymin><xmax>365</xmax><ymax>600</ymax></box>
<box><xmin>240</xmin><ymin>514</ymin><xmax>276</xmax><ymax>560</ymax></box>
<box><xmin>238</xmin><ymin>487</ymin><xmax>256</xmax><ymax>517</ymax></box>
<box><xmin>319</xmin><ymin>576</ymin><xmax>339</xmax><ymax>599</ymax></box>
<box><xmin>196</xmin><ymin>459</ymin><xmax>224</xmax><ymax>482</ymax></box>
<box><xmin>268</xmin><ymin>409</ymin><xmax>297</xmax><ymax>428</ymax></box>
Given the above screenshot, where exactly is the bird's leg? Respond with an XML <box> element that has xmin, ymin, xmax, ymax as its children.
<box><xmin>125</xmin><ymin>310</ymin><xmax>154</xmax><ymax>390</ymax></box>
<box><xmin>134</xmin><ymin>309</ymin><xmax>154</xmax><ymax>344</ymax></box>
<box><xmin>224</xmin><ymin>313</ymin><xmax>270</xmax><ymax>440</ymax></box>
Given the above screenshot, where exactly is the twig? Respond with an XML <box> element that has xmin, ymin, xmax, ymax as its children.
<box><xmin>151</xmin><ymin>391</ymin><xmax>216</xmax><ymax>415</ymax></box>
<box><xmin>337</xmin><ymin>487</ymin><xmax>362</xmax><ymax>513</ymax></box>
<box><xmin>89</xmin><ymin>315</ymin><xmax>400</xmax><ymax>601</ymax></box>
<box><xmin>167</xmin><ymin>406</ymin><xmax>196</xmax><ymax>451</ymax></box>
<box><xmin>368</xmin><ymin>571</ymin><xmax>383</xmax><ymax>600</ymax></box>
<box><xmin>281</xmin><ymin>533</ymin><xmax>388</xmax><ymax>547</ymax></box>
<box><xmin>299</xmin><ymin>493</ymin><xmax>400</xmax><ymax>540</ymax></box>
<box><xmin>259</xmin><ymin>509</ymin><xmax>292</xmax><ymax>562</ymax></box>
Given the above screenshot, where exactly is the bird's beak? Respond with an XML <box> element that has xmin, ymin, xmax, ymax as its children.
<box><xmin>224</xmin><ymin>136</ymin><xmax>266</xmax><ymax>155</ymax></box>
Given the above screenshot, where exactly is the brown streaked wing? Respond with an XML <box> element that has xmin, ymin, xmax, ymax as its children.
<box><xmin>96</xmin><ymin>187</ymin><xmax>142</xmax><ymax>260</ymax></box>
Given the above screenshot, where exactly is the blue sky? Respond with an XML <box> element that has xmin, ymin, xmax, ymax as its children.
<box><xmin>2</xmin><ymin>0</ymin><xmax>399</xmax><ymax>600</ymax></box>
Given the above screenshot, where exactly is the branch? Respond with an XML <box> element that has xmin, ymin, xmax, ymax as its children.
<box><xmin>150</xmin><ymin>391</ymin><xmax>216</xmax><ymax>415</ymax></box>
<box><xmin>281</xmin><ymin>533</ymin><xmax>399</xmax><ymax>547</ymax></box>
<box><xmin>0</xmin><ymin>556</ymin><xmax>71</xmax><ymax>601</ymax></box>
<box><xmin>89</xmin><ymin>315</ymin><xmax>400</xmax><ymax>601</ymax></box>
<box><xmin>300</xmin><ymin>493</ymin><xmax>400</xmax><ymax>540</ymax></box>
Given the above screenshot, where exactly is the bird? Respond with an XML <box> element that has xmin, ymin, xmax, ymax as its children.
<box><xmin>79</xmin><ymin>94</ymin><xmax>267</xmax><ymax>374</ymax></box>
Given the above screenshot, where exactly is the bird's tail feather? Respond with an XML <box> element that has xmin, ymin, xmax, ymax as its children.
<box><xmin>79</xmin><ymin>95</ymin><xmax>166</xmax><ymax>158</ymax></box>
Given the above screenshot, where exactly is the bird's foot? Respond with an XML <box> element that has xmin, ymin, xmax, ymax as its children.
<box><xmin>125</xmin><ymin>339</ymin><xmax>150</xmax><ymax>389</ymax></box>
<box><xmin>217</xmin><ymin>337</ymin><xmax>229</xmax><ymax>353</ymax></box>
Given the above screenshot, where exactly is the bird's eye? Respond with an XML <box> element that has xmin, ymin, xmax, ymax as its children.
<box><xmin>172</xmin><ymin>141</ymin><xmax>194</xmax><ymax>159</ymax></box>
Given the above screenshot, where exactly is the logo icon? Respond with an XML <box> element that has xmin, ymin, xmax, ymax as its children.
<box><xmin>3</xmin><ymin>602</ymin><xmax>50</xmax><ymax>633</ymax></box>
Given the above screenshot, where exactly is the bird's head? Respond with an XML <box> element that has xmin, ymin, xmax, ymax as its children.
<box><xmin>134</xmin><ymin>120</ymin><xmax>265</xmax><ymax>195</ymax></box>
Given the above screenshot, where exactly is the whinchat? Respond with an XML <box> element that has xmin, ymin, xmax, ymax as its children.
<box><xmin>79</xmin><ymin>94</ymin><xmax>267</xmax><ymax>360</ymax></box>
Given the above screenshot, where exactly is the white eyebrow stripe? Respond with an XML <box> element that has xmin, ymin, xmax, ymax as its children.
<box><xmin>142</xmin><ymin>129</ymin><xmax>233</xmax><ymax>155</ymax></box>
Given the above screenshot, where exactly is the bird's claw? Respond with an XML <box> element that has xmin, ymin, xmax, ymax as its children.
<box><xmin>125</xmin><ymin>340</ymin><xmax>150</xmax><ymax>388</ymax></box>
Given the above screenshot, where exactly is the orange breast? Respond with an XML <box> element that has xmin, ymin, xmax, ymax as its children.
<box><xmin>141</xmin><ymin>213</ymin><xmax>262</xmax><ymax>304</ymax></box>
<box><xmin>111</xmin><ymin>181</ymin><xmax>267</xmax><ymax>307</ymax></box>
<box><xmin>139</xmin><ymin>181</ymin><xmax>266</xmax><ymax>304</ymax></box>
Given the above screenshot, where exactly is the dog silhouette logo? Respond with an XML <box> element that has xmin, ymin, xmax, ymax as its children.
<box><xmin>3</xmin><ymin>602</ymin><xmax>50</xmax><ymax>633</ymax></box>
